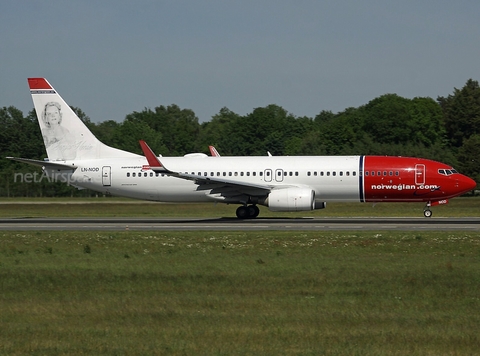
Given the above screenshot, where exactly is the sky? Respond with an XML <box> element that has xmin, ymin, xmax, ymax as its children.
<box><xmin>1</xmin><ymin>0</ymin><xmax>480</xmax><ymax>123</ymax></box>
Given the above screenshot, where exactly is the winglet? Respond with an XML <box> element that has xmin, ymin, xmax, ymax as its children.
<box><xmin>139</xmin><ymin>140</ymin><xmax>164</xmax><ymax>170</ymax></box>
<box><xmin>209</xmin><ymin>145</ymin><xmax>221</xmax><ymax>157</ymax></box>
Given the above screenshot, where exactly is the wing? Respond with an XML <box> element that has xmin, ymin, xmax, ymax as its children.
<box><xmin>139</xmin><ymin>140</ymin><xmax>272</xmax><ymax>203</ymax></box>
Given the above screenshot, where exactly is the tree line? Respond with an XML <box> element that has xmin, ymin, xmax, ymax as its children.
<box><xmin>1</xmin><ymin>79</ymin><xmax>479</xmax><ymax>197</ymax></box>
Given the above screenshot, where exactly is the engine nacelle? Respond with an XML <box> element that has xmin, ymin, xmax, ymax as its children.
<box><xmin>267</xmin><ymin>188</ymin><xmax>322</xmax><ymax>212</ymax></box>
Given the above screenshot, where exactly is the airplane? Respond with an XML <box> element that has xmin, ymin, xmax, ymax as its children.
<box><xmin>7</xmin><ymin>78</ymin><xmax>477</xmax><ymax>219</ymax></box>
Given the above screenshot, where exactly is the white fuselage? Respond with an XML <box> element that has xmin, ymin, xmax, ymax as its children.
<box><xmin>67</xmin><ymin>155</ymin><xmax>362</xmax><ymax>203</ymax></box>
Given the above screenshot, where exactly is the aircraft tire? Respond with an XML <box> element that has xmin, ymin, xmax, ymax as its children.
<box><xmin>424</xmin><ymin>209</ymin><xmax>432</xmax><ymax>218</ymax></box>
<box><xmin>248</xmin><ymin>205</ymin><xmax>260</xmax><ymax>218</ymax></box>
<box><xmin>236</xmin><ymin>206</ymin><xmax>249</xmax><ymax>219</ymax></box>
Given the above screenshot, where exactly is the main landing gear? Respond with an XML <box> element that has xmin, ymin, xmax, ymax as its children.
<box><xmin>236</xmin><ymin>205</ymin><xmax>260</xmax><ymax>219</ymax></box>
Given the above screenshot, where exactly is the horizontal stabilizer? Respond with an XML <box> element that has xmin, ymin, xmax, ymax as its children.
<box><xmin>7</xmin><ymin>157</ymin><xmax>77</xmax><ymax>170</ymax></box>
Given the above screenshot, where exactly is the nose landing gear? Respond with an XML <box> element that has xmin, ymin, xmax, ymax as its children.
<box><xmin>424</xmin><ymin>201</ymin><xmax>433</xmax><ymax>218</ymax></box>
<box><xmin>236</xmin><ymin>205</ymin><xmax>260</xmax><ymax>219</ymax></box>
<box><xmin>423</xmin><ymin>199</ymin><xmax>448</xmax><ymax>218</ymax></box>
<box><xmin>423</xmin><ymin>208</ymin><xmax>432</xmax><ymax>218</ymax></box>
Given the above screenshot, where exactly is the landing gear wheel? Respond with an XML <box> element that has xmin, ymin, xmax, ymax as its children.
<box><xmin>236</xmin><ymin>205</ymin><xmax>260</xmax><ymax>219</ymax></box>
<box><xmin>236</xmin><ymin>206</ymin><xmax>249</xmax><ymax>219</ymax></box>
<box><xmin>248</xmin><ymin>205</ymin><xmax>260</xmax><ymax>218</ymax></box>
<box><xmin>423</xmin><ymin>209</ymin><xmax>432</xmax><ymax>218</ymax></box>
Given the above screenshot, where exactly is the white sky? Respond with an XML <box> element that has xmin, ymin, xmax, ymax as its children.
<box><xmin>1</xmin><ymin>0</ymin><xmax>479</xmax><ymax>123</ymax></box>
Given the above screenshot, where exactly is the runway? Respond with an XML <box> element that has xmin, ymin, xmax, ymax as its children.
<box><xmin>1</xmin><ymin>217</ymin><xmax>480</xmax><ymax>231</ymax></box>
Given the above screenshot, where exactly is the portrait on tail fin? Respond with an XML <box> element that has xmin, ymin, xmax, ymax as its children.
<box><xmin>40</xmin><ymin>101</ymin><xmax>77</xmax><ymax>159</ymax></box>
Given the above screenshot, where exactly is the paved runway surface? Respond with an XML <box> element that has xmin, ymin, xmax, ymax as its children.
<box><xmin>1</xmin><ymin>217</ymin><xmax>480</xmax><ymax>231</ymax></box>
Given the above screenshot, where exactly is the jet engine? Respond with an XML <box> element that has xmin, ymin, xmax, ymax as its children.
<box><xmin>266</xmin><ymin>188</ymin><xmax>326</xmax><ymax>212</ymax></box>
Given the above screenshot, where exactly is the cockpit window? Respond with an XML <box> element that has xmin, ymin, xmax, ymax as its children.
<box><xmin>438</xmin><ymin>168</ymin><xmax>457</xmax><ymax>176</ymax></box>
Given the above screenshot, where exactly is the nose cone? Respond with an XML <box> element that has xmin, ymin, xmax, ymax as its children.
<box><xmin>458</xmin><ymin>175</ymin><xmax>477</xmax><ymax>195</ymax></box>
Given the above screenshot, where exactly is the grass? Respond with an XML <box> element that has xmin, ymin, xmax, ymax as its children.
<box><xmin>0</xmin><ymin>196</ymin><xmax>479</xmax><ymax>218</ymax></box>
<box><xmin>1</xmin><ymin>230</ymin><xmax>479</xmax><ymax>355</ymax></box>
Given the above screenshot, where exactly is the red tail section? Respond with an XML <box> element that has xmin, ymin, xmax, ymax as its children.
<box><xmin>28</xmin><ymin>78</ymin><xmax>53</xmax><ymax>90</ymax></box>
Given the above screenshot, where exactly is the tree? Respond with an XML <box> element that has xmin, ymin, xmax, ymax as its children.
<box><xmin>456</xmin><ymin>134</ymin><xmax>480</xmax><ymax>185</ymax></box>
<box><xmin>125</xmin><ymin>105</ymin><xmax>200</xmax><ymax>155</ymax></box>
<box><xmin>112</xmin><ymin>120</ymin><xmax>167</xmax><ymax>155</ymax></box>
<box><xmin>438</xmin><ymin>79</ymin><xmax>480</xmax><ymax>147</ymax></box>
<box><xmin>197</xmin><ymin>107</ymin><xmax>241</xmax><ymax>154</ymax></box>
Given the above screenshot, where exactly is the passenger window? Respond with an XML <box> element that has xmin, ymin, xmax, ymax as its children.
<box><xmin>253</xmin><ymin>172</ymin><xmax>256</xmax><ymax>176</ymax></box>
<box><xmin>333</xmin><ymin>172</ymin><xmax>336</xmax><ymax>176</ymax></box>
<box><xmin>389</xmin><ymin>171</ymin><xmax>393</xmax><ymax>176</ymax></box>
<box><xmin>327</xmin><ymin>172</ymin><xmax>330</xmax><ymax>176</ymax></box>
<box><xmin>150</xmin><ymin>172</ymin><xmax>153</xmax><ymax>177</ymax></box>
<box><xmin>127</xmin><ymin>172</ymin><xmax>130</xmax><ymax>177</ymax></box>
<box><xmin>259</xmin><ymin>172</ymin><xmax>263</xmax><ymax>176</ymax></box>
<box><xmin>132</xmin><ymin>172</ymin><xmax>136</xmax><ymax>177</ymax></box>
<box><xmin>339</xmin><ymin>172</ymin><xmax>343</xmax><ymax>176</ymax></box>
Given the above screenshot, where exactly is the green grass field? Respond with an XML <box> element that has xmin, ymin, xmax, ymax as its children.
<box><xmin>0</xmin><ymin>199</ymin><xmax>479</xmax><ymax>354</ymax></box>
<box><xmin>1</xmin><ymin>230</ymin><xmax>479</xmax><ymax>355</ymax></box>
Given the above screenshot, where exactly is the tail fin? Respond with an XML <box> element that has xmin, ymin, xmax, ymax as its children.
<box><xmin>28</xmin><ymin>78</ymin><xmax>139</xmax><ymax>161</ymax></box>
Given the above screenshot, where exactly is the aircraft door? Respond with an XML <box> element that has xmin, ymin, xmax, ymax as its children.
<box><xmin>264</xmin><ymin>169</ymin><xmax>272</xmax><ymax>182</ymax></box>
<box><xmin>415</xmin><ymin>164</ymin><xmax>425</xmax><ymax>185</ymax></box>
<box><xmin>102</xmin><ymin>166</ymin><xmax>111</xmax><ymax>186</ymax></box>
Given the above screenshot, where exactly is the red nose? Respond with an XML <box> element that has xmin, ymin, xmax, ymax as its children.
<box><xmin>458</xmin><ymin>175</ymin><xmax>477</xmax><ymax>195</ymax></box>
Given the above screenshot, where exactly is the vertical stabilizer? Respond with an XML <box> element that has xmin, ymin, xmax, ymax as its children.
<box><xmin>28</xmin><ymin>78</ymin><xmax>139</xmax><ymax>161</ymax></box>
